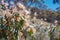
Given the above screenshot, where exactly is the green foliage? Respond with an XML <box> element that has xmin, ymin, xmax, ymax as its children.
<box><xmin>27</xmin><ymin>29</ymin><xmax>34</xmax><ymax>40</ymax></box>
<box><xmin>1</xmin><ymin>5</ymin><xmax>6</xmax><ymax>10</ymax></box>
<box><xmin>28</xmin><ymin>29</ymin><xmax>33</xmax><ymax>36</ymax></box>
<box><xmin>19</xmin><ymin>19</ymin><xmax>24</xmax><ymax>30</ymax></box>
<box><xmin>0</xmin><ymin>14</ymin><xmax>25</xmax><ymax>40</ymax></box>
<box><xmin>48</xmin><ymin>25</ymin><xmax>60</xmax><ymax>40</ymax></box>
<box><xmin>0</xmin><ymin>14</ymin><xmax>34</xmax><ymax>40</ymax></box>
<box><xmin>31</xmin><ymin>36</ymin><xmax>34</xmax><ymax>40</ymax></box>
<box><xmin>55</xmin><ymin>25</ymin><xmax>60</xmax><ymax>32</ymax></box>
<box><xmin>14</xmin><ymin>13</ymin><xmax>19</xmax><ymax>17</ymax></box>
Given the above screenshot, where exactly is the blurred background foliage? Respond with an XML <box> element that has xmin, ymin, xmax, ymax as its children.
<box><xmin>0</xmin><ymin>0</ymin><xmax>60</xmax><ymax>40</ymax></box>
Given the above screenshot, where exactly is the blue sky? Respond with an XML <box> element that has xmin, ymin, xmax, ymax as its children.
<box><xmin>0</xmin><ymin>0</ymin><xmax>60</xmax><ymax>10</ymax></box>
<box><xmin>45</xmin><ymin>0</ymin><xmax>60</xmax><ymax>10</ymax></box>
<box><xmin>28</xmin><ymin>0</ymin><xmax>60</xmax><ymax>10</ymax></box>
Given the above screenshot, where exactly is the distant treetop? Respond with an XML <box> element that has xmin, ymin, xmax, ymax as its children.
<box><xmin>53</xmin><ymin>0</ymin><xmax>60</xmax><ymax>4</ymax></box>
